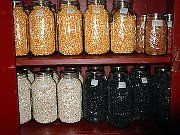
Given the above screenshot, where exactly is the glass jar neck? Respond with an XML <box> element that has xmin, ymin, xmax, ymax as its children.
<box><xmin>61</xmin><ymin>73</ymin><xmax>79</xmax><ymax>79</ymax></box>
<box><xmin>147</xmin><ymin>13</ymin><xmax>164</xmax><ymax>20</ymax></box>
<box><xmin>88</xmin><ymin>0</ymin><xmax>106</xmax><ymax>5</ymax></box>
<box><xmin>33</xmin><ymin>0</ymin><xmax>50</xmax><ymax>7</ymax></box>
<box><xmin>114</xmin><ymin>1</ymin><xmax>132</xmax><ymax>9</ymax></box>
<box><xmin>13</xmin><ymin>1</ymin><xmax>23</xmax><ymax>8</ymax></box>
<box><xmin>60</xmin><ymin>0</ymin><xmax>79</xmax><ymax>9</ymax></box>
<box><xmin>35</xmin><ymin>73</ymin><xmax>52</xmax><ymax>80</ymax></box>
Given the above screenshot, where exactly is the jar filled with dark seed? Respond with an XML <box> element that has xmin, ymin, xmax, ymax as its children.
<box><xmin>129</xmin><ymin>66</ymin><xmax>152</xmax><ymax>121</ymax></box>
<box><xmin>108</xmin><ymin>66</ymin><xmax>132</xmax><ymax>128</ymax></box>
<box><xmin>153</xmin><ymin>66</ymin><xmax>171</xmax><ymax>125</ymax></box>
<box><xmin>83</xmin><ymin>66</ymin><xmax>108</xmax><ymax>123</ymax></box>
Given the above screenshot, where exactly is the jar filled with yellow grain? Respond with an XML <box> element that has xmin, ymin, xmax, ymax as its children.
<box><xmin>13</xmin><ymin>0</ymin><xmax>29</xmax><ymax>56</ymax></box>
<box><xmin>145</xmin><ymin>13</ymin><xmax>167</xmax><ymax>55</ymax></box>
<box><xmin>167</xmin><ymin>14</ymin><xmax>173</xmax><ymax>54</ymax></box>
<box><xmin>135</xmin><ymin>15</ymin><xmax>146</xmax><ymax>53</ymax></box>
<box><xmin>29</xmin><ymin>0</ymin><xmax>55</xmax><ymax>56</ymax></box>
<box><xmin>57</xmin><ymin>0</ymin><xmax>83</xmax><ymax>55</ymax></box>
<box><xmin>111</xmin><ymin>0</ymin><xmax>136</xmax><ymax>54</ymax></box>
<box><xmin>84</xmin><ymin>0</ymin><xmax>110</xmax><ymax>55</ymax></box>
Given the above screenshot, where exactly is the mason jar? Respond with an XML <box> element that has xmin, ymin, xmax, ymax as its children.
<box><xmin>83</xmin><ymin>67</ymin><xmax>108</xmax><ymax>123</ymax></box>
<box><xmin>84</xmin><ymin>0</ymin><xmax>110</xmax><ymax>54</ymax></box>
<box><xmin>111</xmin><ymin>0</ymin><xmax>136</xmax><ymax>54</ymax></box>
<box><xmin>32</xmin><ymin>71</ymin><xmax>57</xmax><ymax>124</ymax></box>
<box><xmin>57</xmin><ymin>71</ymin><xmax>82</xmax><ymax>123</ymax></box>
<box><xmin>29</xmin><ymin>0</ymin><xmax>55</xmax><ymax>56</ymax></box>
<box><xmin>13</xmin><ymin>0</ymin><xmax>29</xmax><ymax>56</ymax></box>
<box><xmin>145</xmin><ymin>13</ymin><xmax>167</xmax><ymax>55</ymax></box>
<box><xmin>17</xmin><ymin>71</ymin><xmax>32</xmax><ymax>124</ymax></box>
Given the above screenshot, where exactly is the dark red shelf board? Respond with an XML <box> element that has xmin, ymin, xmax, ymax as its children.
<box><xmin>21</xmin><ymin>119</ymin><xmax>159</xmax><ymax>135</ymax></box>
<box><xmin>16</xmin><ymin>54</ymin><xmax>172</xmax><ymax>66</ymax></box>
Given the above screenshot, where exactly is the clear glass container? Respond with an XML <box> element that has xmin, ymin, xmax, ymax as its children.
<box><xmin>167</xmin><ymin>14</ymin><xmax>173</xmax><ymax>54</ymax></box>
<box><xmin>29</xmin><ymin>0</ymin><xmax>55</xmax><ymax>56</ymax></box>
<box><xmin>111</xmin><ymin>0</ymin><xmax>136</xmax><ymax>54</ymax></box>
<box><xmin>57</xmin><ymin>0</ymin><xmax>83</xmax><ymax>55</ymax></box>
<box><xmin>145</xmin><ymin>13</ymin><xmax>167</xmax><ymax>55</ymax></box>
<box><xmin>32</xmin><ymin>71</ymin><xmax>57</xmax><ymax>123</ymax></box>
<box><xmin>136</xmin><ymin>15</ymin><xmax>146</xmax><ymax>53</ymax></box>
<box><xmin>108</xmin><ymin>66</ymin><xmax>132</xmax><ymax>128</ymax></box>
<box><xmin>84</xmin><ymin>0</ymin><xmax>110</xmax><ymax>54</ymax></box>
<box><xmin>18</xmin><ymin>67</ymin><xmax>35</xmax><ymax>83</ymax></box>
<box><xmin>13</xmin><ymin>0</ymin><xmax>29</xmax><ymax>56</ymax></box>
<box><xmin>83</xmin><ymin>68</ymin><xmax>108</xmax><ymax>123</ymax></box>
<box><xmin>57</xmin><ymin>71</ymin><xmax>82</xmax><ymax>123</ymax></box>
<box><xmin>17</xmin><ymin>71</ymin><xmax>32</xmax><ymax>124</ymax></box>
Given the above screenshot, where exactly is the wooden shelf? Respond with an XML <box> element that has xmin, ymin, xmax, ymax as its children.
<box><xmin>21</xmin><ymin>119</ymin><xmax>161</xmax><ymax>135</ymax></box>
<box><xmin>16</xmin><ymin>54</ymin><xmax>172</xmax><ymax>66</ymax></box>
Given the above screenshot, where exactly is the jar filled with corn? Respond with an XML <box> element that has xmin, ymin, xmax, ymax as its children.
<box><xmin>84</xmin><ymin>0</ymin><xmax>110</xmax><ymax>55</ymax></box>
<box><xmin>13</xmin><ymin>0</ymin><xmax>29</xmax><ymax>56</ymax></box>
<box><xmin>111</xmin><ymin>0</ymin><xmax>136</xmax><ymax>54</ymax></box>
<box><xmin>29</xmin><ymin>0</ymin><xmax>55</xmax><ymax>56</ymax></box>
<box><xmin>57</xmin><ymin>0</ymin><xmax>83</xmax><ymax>55</ymax></box>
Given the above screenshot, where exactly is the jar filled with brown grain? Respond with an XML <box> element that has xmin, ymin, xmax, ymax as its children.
<box><xmin>84</xmin><ymin>0</ymin><xmax>110</xmax><ymax>55</ymax></box>
<box><xmin>145</xmin><ymin>13</ymin><xmax>167</xmax><ymax>55</ymax></box>
<box><xmin>57</xmin><ymin>0</ymin><xmax>83</xmax><ymax>55</ymax></box>
<box><xmin>13</xmin><ymin>0</ymin><xmax>29</xmax><ymax>56</ymax></box>
<box><xmin>111</xmin><ymin>0</ymin><xmax>136</xmax><ymax>54</ymax></box>
<box><xmin>29</xmin><ymin>0</ymin><xmax>55</xmax><ymax>56</ymax></box>
<box><xmin>57</xmin><ymin>70</ymin><xmax>82</xmax><ymax>123</ymax></box>
<box><xmin>136</xmin><ymin>15</ymin><xmax>146</xmax><ymax>53</ymax></box>
<box><xmin>167</xmin><ymin>14</ymin><xmax>173</xmax><ymax>54</ymax></box>
<box><xmin>32</xmin><ymin>71</ymin><xmax>57</xmax><ymax>124</ymax></box>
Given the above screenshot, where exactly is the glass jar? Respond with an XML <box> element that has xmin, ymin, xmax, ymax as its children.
<box><xmin>29</xmin><ymin>0</ymin><xmax>55</xmax><ymax>56</ymax></box>
<box><xmin>57</xmin><ymin>71</ymin><xmax>82</xmax><ymax>123</ymax></box>
<box><xmin>32</xmin><ymin>71</ymin><xmax>57</xmax><ymax>123</ymax></box>
<box><xmin>153</xmin><ymin>66</ymin><xmax>170</xmax><ymax>125</ymax></box>
<box><xmin>145</xmin><ymin>13</ymin><xmax>167</xmax><ymax>55</ymax></box>
<box><xmin>84</xmin><ymin>0</ymin><xmax>110</xmax><ymax>54</ymax></box>
<box><xmin>17</xmin><ymin>71</ymin><xmax>32</xmax><ymax>124</ymax></box>
<box><xmin>83</xmin><ymin>68</ymin><xmax>108</xmax><ymax>123</ymax></box>
<box><xmin>13</xmin><ymin>0</ymin><xmax>29</xmax><ymax>56</ymax></box>
<box><xmin>108</xmin><ymin>67</ymin><xmax>132</xmax><ymax>128</ymax></box>
<box><xmin>167</xmin><ymin>14</ymin><xmax>173</xmax><ymax>54</ymax></box>
<box><xmin>41</xmin><ymin>66</ymin><xmax>59</xmax><ymax>83</ymax></box>
<box><xmin>57</xmin><ymin>0</ymin><xmax>83</xmax><ymax>55</ymax></box>
<box><xmin>111</xmin><ymin>0</ymin><xmax>136</xmax><ymax>54</ymax></box>
<box><xmin>129</xmin><ymin>66</ymin><xmax>151</xmax><ymax>121</ymax></box>
<box><xmin>18</xmin><ymin>67</ymin><xmax>35</xmax><ymax>83</ymax></box>
<box><xmin>136</xmin><ymin>15</ymin><xmax>146</xmax><ymax>53</ymax></box>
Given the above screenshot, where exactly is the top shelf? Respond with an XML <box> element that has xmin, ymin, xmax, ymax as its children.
<box><xmin>16</xmin><ymin>54</ymin><xmax>172</xmax><ymax>66</ymax></box>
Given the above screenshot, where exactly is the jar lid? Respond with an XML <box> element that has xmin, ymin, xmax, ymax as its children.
<box><xmin>64</xmin><ymin>67</ymin><xmax>80</xmax><ymax>72</ymax></box>
<box><xmin>33</xmin><ymin>0</ymin><xmax>51</xmax><ymax>6</ymax></box>
<box><xmin>147</xmin><ymin>13</ymin><xmax>164</xmax><ymax>18</ymax></box>
<box><xmin>13</xmin><ymin>0</ymin><xmax>23</xmax><ymax>8</ymax></box>
<box><xmin>41</xmin><ymin>67</ymin><xmax>55</xmax><ymax>72</ymax></box>
<box><xmin>61</xmin><ymin>70</ymin><xmax>79</xmax><ymax>77</ymax></box>
<box><xmin>88</xmin><ymin>0</ymin><xmax>107</xmax><ymax>5</ymax></box>
<box><xmin>35</xmin><ymin>71</ymin><xmax>52</xmax><ymax>76</ymax></box>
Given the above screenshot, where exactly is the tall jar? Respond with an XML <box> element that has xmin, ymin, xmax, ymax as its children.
<box><xmin>136</xmin><ymin>15</ymin><xmax>146</xmax><ymax>53</ymax></box>
<box><xmin>111</xmin><ymin>0</ymin><xmax>136</xmax><ymax>54</ymax></box>
<box><xmin>129</xmin><ymin>66</ymin><xmax>151</xmax><ymax>121</ymax></box>
<box><xmin>32</xmin><ymin>71</ymin><xmax>57</xmax><ymax>123</ymax></box>
<box><xmin>84</xmin><ymin>0</ymin><xmax>110</xmax><ymax>54</ymax></box>
<box><xmin>108</xmin><ymin>66</ymin><xmax>132</xmax><ymax>128</ymax></box>
<box><xmin>83</xmin><ymin>67</ymin><xmax>108</xmax><ymax>123</ymax></box>
<box><xmin>145</xmin><ymin>13</ymin><xmax>167</xmax><ymax>55</ymax></box>
<box><xmin>167</xmin><ymin>14</ymin><xmax>173</xmax><ymax>54</ymax></box>
<box><xmin>57</xmin><ymin>71</ymin><xmax>82</xmax><ymax>123</ymax></box>
<box><xmin>29</xmin><ymin>0</ymin><xmax>55</xmax><ymax>56</ymax></box>
<box><xmin>57</xmin><ymin>0</ymin><xmax>83</xmax><ymax>55</ymax></box>
<box><xmin>17</xmin><ymin>71</ymin><xmax>32</xmax><ymax>124</ymax></box>
<box><xmin>13</xmin><ymin>0</ymin><xmax>29</xmax><ymax>56</ymax></box>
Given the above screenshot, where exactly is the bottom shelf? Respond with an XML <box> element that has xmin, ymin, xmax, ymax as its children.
<box><xmin>21</xmin><ymin>119</ymin><xmax>162</xmax><ymax>135</ymax></box>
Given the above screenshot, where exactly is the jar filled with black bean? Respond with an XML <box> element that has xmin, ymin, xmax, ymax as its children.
<box><xmin>153</xmin><ymin>66</ymin><xmax>171</xmax><ymax>125</ymax></box>
<box><xmin>129</xmin><ymin>66</ymin><xmax>152</xmax><ymax>121</ymax></box>
<box><xmin>83</xmin><ymin>66</ymin><xmax>108</xmax><ymax>123</ymax></box>
<box><xmin>108</xmin><ymin>66</ymin><xmax>132</xmax><ymax>128</ymax></box>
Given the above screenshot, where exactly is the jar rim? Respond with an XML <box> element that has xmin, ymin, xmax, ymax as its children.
<box><xmin>33</xmin><ymin>0</ymin><xmax>51</xmax><ymax>6</ymax></box>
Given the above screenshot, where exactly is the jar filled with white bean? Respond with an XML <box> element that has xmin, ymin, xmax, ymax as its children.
<box><xmin>57</xmin><ymin>71</ymin><xmax>82</xmax><ymax>123</ymax></box>
<box><xmin>32</xmin><ymin>71</ymin><xmax>57</xmax><ymax>124</ymax></box>
<box><xmin>17</xmin><ymin>71</ymin><xmax>32</xmax><ymax>124</ymax></box>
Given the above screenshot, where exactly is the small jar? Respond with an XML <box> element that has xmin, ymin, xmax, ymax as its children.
<box><xmin>108</xmin><ymin>66</ymin><xmax>132</xmax><ymax>128</ymax></box>
<box><xmin>145</xmin><ymin>13</ymin><xmax>167</xmax><ymax>55</ymax></box>
<box><xmin>136</xmin><ymin>15</ymin><xmax>146</xmax><ymax>53</ymax></box>
<box><xmin>29</xmin><ymin>0</ymin><xmax>55</xmax><ymax>56</ymax></box>
<box><xmin>18</xmin><ymin>67</ymin><xmax>35</xmax><ymax>83</ymax></box>
<box><xmin>57</xmin><ymin>0</ymin><xmax>83</xmax><ymax>55</ymax></box>
<box><xmin>17</xmin><ymin>71</ymin><xmax>32</xmax><ymax>124</ymax></box>
<box><xmin>129</xmin><ymin>66</ymin><xmax>151</xmax><ymax>121</ymax></box>
<box><xmin>83</xmin><ymin>67</ymin><xmax>108</xmax><ymax>123</ymax></box>
<box><xmin>13</xmin><ymin>0</ymin><xmax>29</xmax><ymax>56</ymax></box>
<box><xmin>84</xmin><ymin>0</ymin><xmax>110</xmax><ymax>54</ymax></box>
<box><xmin>32</xmin><ymin>71</ymin><xmax>57</xmax><ymax>124</ymax></box>
<box><xmin>111</xmin><ymin>0</ymin><xmax>136</xmax><ymax>54</ymax></box>
<box><xmin>167</xmin><ymin>14</ymin><xmax>173</xmax><ymax>54</ymax></box>
<box><xmin>57</xmin><ymin>71</ymin><xmax>82</xmax><ymax>123</ymax></box>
